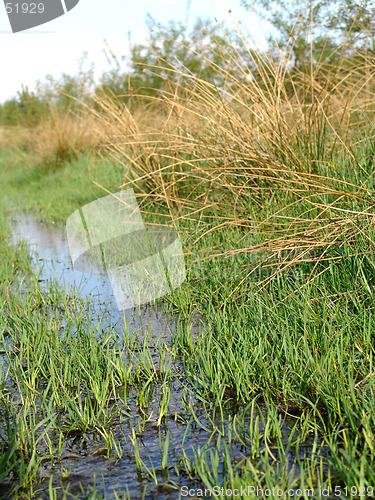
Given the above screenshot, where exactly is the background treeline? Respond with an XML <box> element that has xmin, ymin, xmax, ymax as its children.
<box><xmin>1</xmin><ymin>0</ymin><xmax>374</xmax><ymax>127</ymax></box>
<box><xmin>0</xmin><ymin>16</ymin><xmax>251</xmax><ymax>127</ymax></box>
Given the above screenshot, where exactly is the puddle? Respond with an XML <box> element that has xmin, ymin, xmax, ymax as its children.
<box><xmin>2</xmin><ymin>212</ymin><xmax>330</xmax><ymax>499</ymax></box>
<box><xmin>10</xmin><ymin>212</ymin><xmax>199</xmax><ymax>344</ymax></box>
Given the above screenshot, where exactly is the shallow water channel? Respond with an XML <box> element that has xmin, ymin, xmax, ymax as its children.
<box><xmin>11</xmin><ymin>213</ymin><xmax>180</xmax><ymax>343</ymax></box>
<box><xmin>4</xmin><ymin>213</ymin><xmax>328</xmax><ymax>499</ymax></box>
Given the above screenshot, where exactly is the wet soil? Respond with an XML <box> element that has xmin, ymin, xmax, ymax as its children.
<box><xmin>3</xmin><ymin>212</ymin><xmax>329</xmax><ymax>499</ymax></box>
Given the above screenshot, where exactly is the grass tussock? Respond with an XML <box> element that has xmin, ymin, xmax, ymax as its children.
<box><xmin>0</xmin><ymin>126</ymin><xmax>32</xmax><ymax>151</ymax></box>
<box><xmin>89</xmin><ymin>20</ymin><xmax>375</xmax><ymax>293</ymax></box>
<box><xmin>33</xmin><ymin>108</ymin><xmax>105</xmax><ymax>170</ymax></box>
<box><xmin>1</xmin><ymin>107</ymin><xmax>106</xmax><ymax>172</ymax></box>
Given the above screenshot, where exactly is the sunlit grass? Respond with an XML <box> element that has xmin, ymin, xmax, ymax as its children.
<box><xmin>2</xmin><ymin>12</ymin><xmax>375</xmax><ymax>498</ymax></box>
<box><xmin>90</xmin><ymin>19</ymin><xmax>375</xmax><ymax>293</ymax></box>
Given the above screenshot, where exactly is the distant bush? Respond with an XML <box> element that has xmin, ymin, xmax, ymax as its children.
<box><xmin>0</xmin><ymin>53</ymin><xmax>95</xmax><ymax>128</ymax></box>
<box><xmin>96</xmin><ymin>16</ymin><xmax>257</xmax><ymax>106</ymax></box>
<box><xmin>0</xmin><ymin>85</ymin><xmax>48</xmax><ymax>127</ymax></box>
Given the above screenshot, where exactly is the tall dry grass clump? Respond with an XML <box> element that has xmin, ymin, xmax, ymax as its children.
<box><xmin>2</xmin><ymin>105</ymin><xmax>106</xmax><ymax>171</ymax></box>
<box><xmin>28</xmin><ymin>106</ymin><xmax>106</xmax><ymax>170</ymax></box>
<box><xmin>91</xmin><ymin>19</ymin><xmax>375</xmax><ymax>288</ymax></box>
<box><xmin>0</xmin><ymin>125</ymin><xmax>33</xmax><ymax>151</ymax></box>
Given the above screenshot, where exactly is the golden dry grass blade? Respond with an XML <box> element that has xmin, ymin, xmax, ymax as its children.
<box><xmin>87</xmin><ymin>14</ymin><xmax>375</xmax><ymax>294</ymax></box>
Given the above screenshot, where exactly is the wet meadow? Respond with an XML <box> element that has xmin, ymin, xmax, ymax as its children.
<box><xmin>2</xmin><ymin>14</ymin><xmax>375</xmax><ymax>499</ymax></box>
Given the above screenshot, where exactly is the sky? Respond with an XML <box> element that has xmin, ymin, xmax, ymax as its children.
<box><xmin>0</xmin><ymin>0</ymin><xmax>270</xmax><ymax>103</ymax></box>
